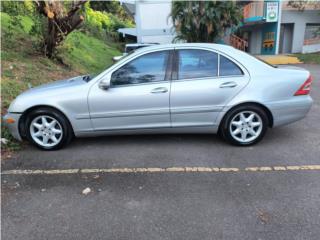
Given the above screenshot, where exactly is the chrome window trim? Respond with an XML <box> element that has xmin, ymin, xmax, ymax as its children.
<box><xmin>172</xmin><ymin>76</ymin><xmax>219</xmax><ymax>83</ymax></box>
<box><xmin>172</xmin><ymin>47</ymin><xmax>246</xmax><ymax>82</ymax></box>
<box><xmin>109</xmin><ymin>80</ymin><xmax>170</xmax><ymax>89</ymax></box>
<box><xmin>171</xmin><ymin>74</ymin><xmax>245</xmax><ymax>83</ymax></box>
<box><xmin>93</xmin><ymin>46</ymin><xmax>249</xmax><ymax>88</ymax></box>
<box><xmin>173</xmin><ymin>46</ymin><xmax>249</xmax><ymax>77</ymax></box>
<box><xmin>218</xmin><ymin>54</ymin><xmax>220</xmax><ymax>77</ymax></box>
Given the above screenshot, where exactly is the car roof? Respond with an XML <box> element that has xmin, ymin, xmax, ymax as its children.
<box><xmin>125</xmin><ymin>43</ymin><xmax>158</xmax><ymax>47</ymax></box>
<box><xmin>132</xmin><ymin>43</ymin><xmax>244</xmax><ymax>58</ymax></box>
<box><xmin>133</xmin><ymin>43</ymin><xmax>231</xmax><ymax>51</ymax></box>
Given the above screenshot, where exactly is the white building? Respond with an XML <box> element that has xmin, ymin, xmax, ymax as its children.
<box><xmin>119</xmin><ymin>0</ymin><xmax>175</xmax><ymax>44</ymax></box>
<box><xmin>119</xmin><ymin>0</ymin><xmax>320</xmax><ymax>54</ymax></box>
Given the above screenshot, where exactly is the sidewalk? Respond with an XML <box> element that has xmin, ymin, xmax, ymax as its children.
<box><xmin>256</xmin><ymin>55</ymin><xmax>302</xmax><ymax>65</ymax></box>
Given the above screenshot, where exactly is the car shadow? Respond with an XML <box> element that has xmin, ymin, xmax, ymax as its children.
<box><xmin>68</xmin><ymin>133</ymin><xmax>226</xmax><ymax>149</ymax></box>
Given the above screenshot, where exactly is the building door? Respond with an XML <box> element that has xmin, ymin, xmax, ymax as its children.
<box><xmin>279</xmin><ymin>24</ymin><xmax>294</xmax><ymax>54</ymax></box>
<box><xmin>249</xmin><ymin>29</ymin><xmax>262</xmax><ymax>54</ymax></box>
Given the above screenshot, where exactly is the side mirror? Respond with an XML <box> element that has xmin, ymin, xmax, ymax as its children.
<box><xmin>98</xmin><ymin>80</ymin><xmax>110</xmax><ymax>90</ymax></box>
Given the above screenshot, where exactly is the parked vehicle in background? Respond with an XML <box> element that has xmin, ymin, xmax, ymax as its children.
<box><xmin>3</xmin><ymin>43</ymin><xmax>313</xmax><ymax>150</ymax></box>
<box><xmin>112</xmin><ymin>43</ymin><xmax>159</xmax><ymax>62</ymax></box>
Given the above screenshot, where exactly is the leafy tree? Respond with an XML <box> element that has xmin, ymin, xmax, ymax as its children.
<box><xmin>287</xmin><ymin>0</ymin><xmax>320</xmax><ymax>11</ymax></box>
<box><xmin>89</xmin><ymin>0</ymin><xmax>132</xmax><ymax>21</ymax></box>
<box><xmin>171</xmin><ymin>1</ymin><xmax>242</xmax><ymax>43</ymax></box>
<box><xmin>33</xmin><ymin>0</ymin><xmax>87</xmax><ymax>58</ymax></box>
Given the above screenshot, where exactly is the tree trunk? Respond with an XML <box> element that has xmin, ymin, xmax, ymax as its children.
<box><xmin>34</xmin><ymin>0</ymin><xmax>87</xmax><ymax>58</ymax></box>
<box><xmin>45</xmin><ymin>19</ymin><xmax>56</xmax><ymax>57</ymax></box>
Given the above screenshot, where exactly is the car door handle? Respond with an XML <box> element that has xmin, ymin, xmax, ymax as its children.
<box><xmin>151</xmin><ymin>87</ymin><xmax>168</xmax><ymax>94</ymax></box>
<box><xmin>219</xmin><ymin>82</ymin><xmax>237</xmax><ymax>88</ymax></box>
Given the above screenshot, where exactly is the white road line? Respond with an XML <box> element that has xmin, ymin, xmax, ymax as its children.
<box><xmin>2</xmin><ymin>165</ymin><xmax>320</xmax><ymax>175</ymax></box>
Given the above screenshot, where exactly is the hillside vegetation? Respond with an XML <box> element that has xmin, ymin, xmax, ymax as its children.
<box><xmin>1</xmin><ymin>3</ymin><xmax>131</xmax><ymax>153</ymax></box>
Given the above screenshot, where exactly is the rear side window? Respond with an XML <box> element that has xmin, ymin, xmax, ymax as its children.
<box><xmin>219</xmin><ymin>55</ymin><xmax>243</xmax><ymax>76</ymax></box>
<box><xmin>178</xmin><ymin>50</ymin><xmax>218</xmax><ymax>80</ymax></box>
<box><xmin>111</xmin><ymin>51</ymin><xmax>169</xmax><ymax>86</ymax></box>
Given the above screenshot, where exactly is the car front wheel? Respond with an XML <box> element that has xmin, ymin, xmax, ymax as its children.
<box><xmin>25</xmin><ymin>108</ymin><xmax>73</xmax><ymax>150</ymax></box>
<box><xmin>220</xmin><ymin>105</ymin><xmax>268</xmax><ymax>146</ymax></box>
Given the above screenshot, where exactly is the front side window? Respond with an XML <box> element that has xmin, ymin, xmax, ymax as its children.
<box><xmin>219</xmin><ymin>55</ymin><xmax>243</xmax><ymax>76</ymax></box>
<box><xmin>111</xmin><ymin>51</ymin><xmax>169</xmax><ymax>86</ymax></box>
<box><xmin>178</xmin><ymin>50</ymin><xmax>218</xmax><ymax>80</ymax></box>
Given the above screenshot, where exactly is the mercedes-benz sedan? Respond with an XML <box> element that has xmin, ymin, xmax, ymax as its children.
<box><xmin>3</xmin><ymin>43</ymin><xmax>313</xmax><ymax>150</ymax></box>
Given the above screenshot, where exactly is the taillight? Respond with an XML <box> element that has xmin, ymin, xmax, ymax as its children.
<box><xmin>294</xmin><ymin>75</ymin><xmax>313</xmax><ymax>96</ymax></box>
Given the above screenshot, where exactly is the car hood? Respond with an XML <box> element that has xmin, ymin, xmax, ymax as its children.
<box><xmin>20</xmin><ymin>75</ymin><xmax>87</xmax><ymax>96</ymax></box>
<box><xmin>8</xmin><ymin>75</ymin><xmax>89</xmax><ymax>113</ymax></box>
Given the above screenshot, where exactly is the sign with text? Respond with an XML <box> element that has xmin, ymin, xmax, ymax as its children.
<box><xmin>266</xmin><ymin>2</ymin><xmax>279</xmax><ymax>22</ymax></box>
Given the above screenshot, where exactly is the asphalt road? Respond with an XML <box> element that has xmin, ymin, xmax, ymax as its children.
<box><xmin>2</xmin><ymin>64</ymin><xmax>320</xmax><ymax>240</ymax></box>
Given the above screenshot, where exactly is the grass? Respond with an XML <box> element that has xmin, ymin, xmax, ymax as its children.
<box><xmin>59</xmin><ymin>31</ymin><xmax>121</xmax><ymax>74</ymax></box>
<box><xmin>294</xmin><ymin>52</ymin><xmax>320</xmax><ymax>65</ymax></box>
<box><xmin>0</xmin><ymin>12</ymin><xmax>34</xmax><ymax>37</ymax></box>
<box><xmin>1</xmin><ymin>12</ymin><xmax>122</xmax><ymax>155</ymax></box>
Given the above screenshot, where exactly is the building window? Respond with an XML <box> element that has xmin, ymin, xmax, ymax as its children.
<box><xmin>304</xmin><ymin>24</ymin><xmax>320</xmax><ymax>45</ymax></box>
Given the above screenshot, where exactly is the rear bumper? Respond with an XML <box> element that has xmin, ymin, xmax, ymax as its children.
<box><xmin>266</xmin><ymin>96</ymin><xmax>313</xmax><ymax>127</ymax></box>
<box><xmin>2</xmin><ymin>113</ymin><xmax>23</xmax><ymax>141</ymax></box>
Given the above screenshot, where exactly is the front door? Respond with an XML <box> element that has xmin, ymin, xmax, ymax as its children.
<box><xmin>88</xmin><ymin>50</ymin><xmax>172</xmax><ymax>131</ymax></box>
<box><xmin>279</xmin><ymin>24</ymin><xmax>293</xmax><ymax>54</ymax></box>
<box><xmin>170</xmin><ymin>48</ymin><xmax>250</xmax><ymax>127</ymax></box>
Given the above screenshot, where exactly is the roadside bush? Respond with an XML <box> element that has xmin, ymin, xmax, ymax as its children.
<box><xmin>1</xmin><ymin>1</ymin><xmax>30</xmax><ymax>15</ymax></box>
<box><xmin>1</xmin><ymin>1</ymin><xmax>45</xmax><ymax>52</ymax></box>
<box><xmin>83</xmin><ymin>3</ymin><xmax>134</xmax><ymax>41</ymax></box>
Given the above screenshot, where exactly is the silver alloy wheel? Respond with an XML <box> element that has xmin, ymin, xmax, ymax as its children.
<box><xmin>229</xmin><ymin>111</ymin><xmax>263</xmax><ymax>143</ymax></box>
<box><xmin>30</xmin><ymin>115</ymin><xmax>63</xmax><ymax>147</ymax></box>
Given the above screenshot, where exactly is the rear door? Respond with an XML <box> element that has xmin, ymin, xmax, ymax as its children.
<box><xmin>170</xmin><ymin>48</ymin><xmax>250</xmax><ymax>127</ymax></box>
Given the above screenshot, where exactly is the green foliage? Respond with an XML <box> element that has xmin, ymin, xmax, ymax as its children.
<box><xmin>1</xmin><ymin>127</ymin><xmax>21</xmax><ymax>152</ymax></box>
<box><xmin>28</xmin><ymin>14</ymin><xmax>46</xmax><ymax>52</ymax></box>
<box><xmin>58</xmin><ymin>31</ymin><xmax>121</xmax><ymax>73</ymax></box>
<box><xmin>294</xmin><ymin>53</ymin><xmax>320</xmax><ymax>64</ymax></box>
<box><xmin>0</xmin><ymin>0</ymin><xmax>30</xmax><ymax>15</ymax></box>
<box><xmin>171</xmin><ymin>1</ymin><xmax>242</xmax><ymax>43</ymax></box>
<box><xmin>89</xmin><ymin>0</ymin><xmax>133</xmax><ymax>21</ymax></box>
<box><xmin>1</xmin><ymin>12</ymin><xmax>31</xmax><ymax>48</ymax></box>
<box><xmin>1</xmin><ymin>10</ymin><xmax>122</xmax><ymax>153</ymax></box>
<box><xmin>83</xmin><ymin>2</ymin><xmax>134</xmax><ymax>41</ymax></box>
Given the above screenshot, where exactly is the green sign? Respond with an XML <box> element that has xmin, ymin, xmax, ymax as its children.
<box><xmin>266</xmin><ymin>2</ymin><xmax>278</xmax><ymax>22</ymax></box>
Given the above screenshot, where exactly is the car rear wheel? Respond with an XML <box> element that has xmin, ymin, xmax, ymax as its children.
<box><xmin>220</xmin><ymin>105</ymin><xmax>268</xmax><ymax>146</ymax></box>
<box><xmin>25</xmin><ymin>108</ymin><xmax>73</xmax><ymax>150</ymax></box>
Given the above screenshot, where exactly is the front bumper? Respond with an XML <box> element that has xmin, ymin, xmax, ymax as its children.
<box><xmin>2</xmin><ymin>113</ymin><xmax>23</xmax><ymax>141</ymax></box>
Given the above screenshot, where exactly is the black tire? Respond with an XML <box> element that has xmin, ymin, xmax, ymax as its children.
<box><xmin>25</xmin><ymin>108</ymin><xmax>73</xmax><ymax>150</ymax></box>
<box><xmin>219</xmin><ymin>104</ymin><xmax>269</xmax><ymax>146</ymax></box>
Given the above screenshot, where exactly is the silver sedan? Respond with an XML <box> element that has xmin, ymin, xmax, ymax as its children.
<box><xmin>3</xmin><ymin>43</ymin><xmax>313</xmax><ymax>150</ymax></box>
